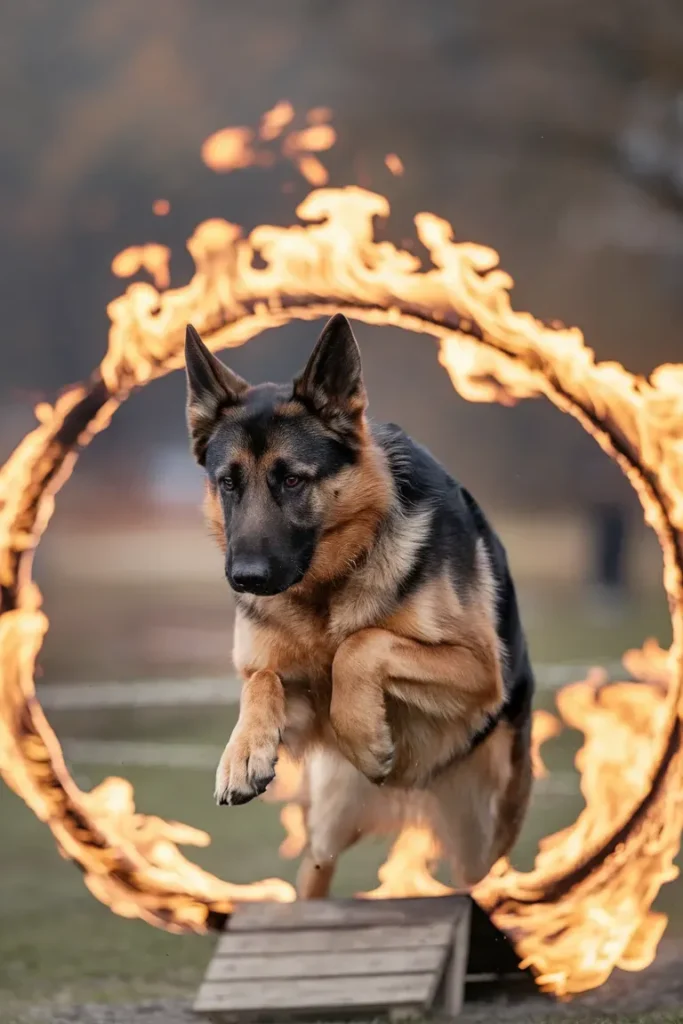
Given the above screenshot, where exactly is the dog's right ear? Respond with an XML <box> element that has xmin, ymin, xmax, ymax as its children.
<box><xmin>185</xmin><ymin>324</ymin><xmax>248</xmax><ymax>464</ymax></box>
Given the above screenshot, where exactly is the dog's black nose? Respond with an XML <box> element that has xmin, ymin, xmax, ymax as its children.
<box><xmin>229</xmin><ymin>558</ymin><xmax>272</xmax><ymax>594</ymax></box>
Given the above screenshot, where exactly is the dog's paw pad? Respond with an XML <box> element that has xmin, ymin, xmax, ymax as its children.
<box><xmin>366</xmin><ymin>735</ymin><xmax>396</xmax><ymax>784</ymax></box>
<box><xmin>252</xmin><ymin>770</ymin><xmax>276</xmax><ymax>796</ymax></box>
<box><xmin>214</xmin><ymin>732</ymin><xmax>279</xmax><ymax>807</ymax></box>
<box><xmin>367</xmin><ymin>759</ymin><xmax>395</xmax><ymax>784</ymax></box>
<box><xmin>227</xmin><ymin>788</ymin><xmax>256</xmax><ymax>806</ymax></box>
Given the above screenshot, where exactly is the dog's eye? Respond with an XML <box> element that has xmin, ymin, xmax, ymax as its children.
<box><xmin>220</xmin><ymin>476</ymin><xmax>235</xmax><ymax>492</ymax></box>
<box><xmin>283</xmin><ymin>474</ymin><xmax>302</xmax><ymax>489</ymax></box>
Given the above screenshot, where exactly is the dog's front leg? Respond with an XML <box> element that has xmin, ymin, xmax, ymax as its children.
<box><xmin>330</xmin><ymin>627</ymin><xmax>502</xmax><ymax>785</ymax></box>
<box><xmin>214</xmin><ymin>669</ymin><xmax>285</xmax><ymax>806</ymax></box>
<box><xmin>330</xmin><ymin>629</ymin><xmax>396</xmax><ymax>783</ymax></box>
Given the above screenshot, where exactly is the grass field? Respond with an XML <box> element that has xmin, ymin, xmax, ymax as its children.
<box><xmin>2</xmin><ymin>684</ymin><xmax>682</xmax><ymax>1022</ymax></box>
<box><xmin>37</xmin><ymin>578</ymin><xmax>673</xmax><ymax>683</ymax></box>
<box><xmin>2</xmin><ymin>580</ymin><xmax>680</xmax><ymax>1022</ymax></box>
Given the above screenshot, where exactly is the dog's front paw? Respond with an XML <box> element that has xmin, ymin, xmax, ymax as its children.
<box><xmin>358</xmin><ymin>719</ymin><xmax>396</xmax><ymax>784</ymax></box>
<box><xmin>214</xmin><ymin>727</ymin><xmax>280</xmax><ymax>806</ymax></box>
<box><xmin>333</xmin><ymin>716</ymin><xmax>396</xmax><ymax>785</ymax></box>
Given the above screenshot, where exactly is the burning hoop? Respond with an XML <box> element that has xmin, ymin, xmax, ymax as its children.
<box><xmin>1</xmin><ymin>182</ymin><xmax>682</xmax><ymax>998</ymax></box>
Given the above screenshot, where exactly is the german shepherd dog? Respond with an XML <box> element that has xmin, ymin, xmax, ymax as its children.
<box><xmin>184</xmin><ymin>314</ymin><xmax>534</xmax><ymax>896</ymax></box>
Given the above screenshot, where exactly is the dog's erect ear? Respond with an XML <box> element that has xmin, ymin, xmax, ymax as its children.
<box><xmin>185</xmin><ymin>324</ymin><xmax>248</xmax><ymax>463</ymax></box>
<box><xmin>293</xmin><ymin>314</ymin><xmax>366</xmax><ymax>432</ymax></box>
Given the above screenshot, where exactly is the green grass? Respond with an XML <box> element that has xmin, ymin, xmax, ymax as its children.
<box><xmin>2</xmin><ymin>710</ymin><xmax>681</xmax><ymax>1019</ymax></box>
<box><xmin>2</xmin><ymin>576</ymin><xmax>680</xmax><ymax>1020</ymax></box>
<box><xmin>37</xmin><ymin>579</ymin><xmax>672</xmax><ymax>683</ymax></box>
<box><xmin>533</xmin><ymin>1018</ymin><xmax>683</xmax><ymax>1023</ymax></box>
<box><xmin>518</xmin><ymin>586</ymin><xmax>671</xmax><ymax>665</ymax></box>
<box><xmin>0</xmin><ymin>774</ymin><xmax>210</xmax><ymax>1010</ymax></box>
<box><xmin>0</xmin><ymin>745</ymin><xmax>401</xmax><ymax>1015</ymax></box>
<box><xmin>0</xmin><ymin>749</ymin><xmax>546</xmax><ymax>1011</ymax></box>
<box><xmin>510</xmin><ymin>1019</ymin><xmax>683</xmax><ymax>1024</ymax></box>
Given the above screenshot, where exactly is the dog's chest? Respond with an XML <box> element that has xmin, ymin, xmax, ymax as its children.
<box><xmin>291</xmin><ymin>588</ymin><xmax>385</xmax><ymax>673</ymax></box>
<box><xmin>236</xmin><ymin>560</ymin><xmax>401</xmax><ymax>693</ymax></box>
<box><xmin>325</xmin><ymin>584</ymin><xmax>388</xmax><ymax>642</ymax></box>
<box><xmin>269</xmin><ymin>583</ymin><xmax>388</xmax><ymax>681</ymax></box>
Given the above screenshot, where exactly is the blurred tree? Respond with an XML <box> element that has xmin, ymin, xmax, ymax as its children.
<box><xmin>1</xmin><ymin>0</ymin><xmax>681</xmax><ymax>513</ymax></box>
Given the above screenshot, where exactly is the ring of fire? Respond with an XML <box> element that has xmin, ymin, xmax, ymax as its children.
<box><xmin>1</xmin><ymin>186</ymin><xmax>683</xmax><ymax>998</ymax></box>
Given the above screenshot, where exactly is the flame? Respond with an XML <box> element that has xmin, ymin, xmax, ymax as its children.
<box><xmin>277</xmin><ymin>805</ymin><xmax>307</xmax><ymax>860</ymax></box>
<box><xmin>201</xmin><ymin>127</ymin><xmax>256</xmax><ymax>172</ymax></box>
<box><xmin>283</xmin><ymin>125</ymin><xmax>337</xmax><ymax>155</ymax></box>
<box><xmin>202</xmin><ymin>107</ymin><xmax>335</xmax><ymax>187</ymax></box>
<box><xmin>385</xmin><ymin>153</ymin><xmax>404</xmax><ymax>176</ymax></box>
<box><xmin>259</xmin><ymin>100</ymin><xmax>295</xmax><ymax>141</ymax></box>
<box><xmin>295</xmin><ymin>155</ymin><xmax>329</xmax><ymax>187</ymax></box>
<box><xmin>364</xmin><ymin>827</ymin><xmax>453</xmax><ymax>900</ymax></box>
<box><xmin>111</xmin><ymin>244</ymin><xmax>171</xmax><ymax>290</ymax></box>
<box><xmin>2</xmin><ymin>107</ymin><xmax>683</xmax><ymax>994</ymax></box>
<box><xmin>531</xmin><ymin>709</ymin><xmax>563</xmax><ymax>779</ymax></box>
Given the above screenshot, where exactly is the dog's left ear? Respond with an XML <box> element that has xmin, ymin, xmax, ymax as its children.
<box><xmin>294</xmin><ymin>314</ymin><xmax>367</xmax><ymax>432</ymax></box>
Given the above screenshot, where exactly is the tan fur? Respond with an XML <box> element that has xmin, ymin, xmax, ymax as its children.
<box><xmin>383</xmin><ymin>571</ymin><xmax>463</xmax><ymax>643</ymax></box>
<box><xmin>287</xmin><ymin>722</ymin><xmax>530</xmax><ymax>899</ymax></box>
<box><xmin>296</xmin><ymin>856</ymin><xmax>337</xmax><ymax>899</ymax></box>
<box><xmin>203</xmin><ymin>484</ymin><xmax>226</xmax><ymax>552</ymax></box>
<box><xmin>299</xmin><ymin>439</ymin><xmax>393</xmax><ymax>591</ymax></box>
<box><xmin>213</xmin><ymin>428</ymin><xmax>526</xmax><ymax>886</ymax></box>
<box><xmin>214</xmin><ymin>669</ymin><xmax>286</xmax><ymax>804</ymax></box>
<box><xmin>274</xmin><ymin>400</ymin><xmax>308</xmax><ymax>418</ymax></box>
<box><xmin>190</xmin><ymin>319</ymin><xmax>531</xmax><ymax>892</ymax></box>
<box><xmin>330</xmin><ymin>621</ymin><xmax>503</xmax><ymax>787</ymax></box>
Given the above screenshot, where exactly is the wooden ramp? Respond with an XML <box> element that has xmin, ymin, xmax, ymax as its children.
<box><xmin>195</xmin><ymin>896</ymin><xmax>524</xmax><ymax>1021</ymax></box>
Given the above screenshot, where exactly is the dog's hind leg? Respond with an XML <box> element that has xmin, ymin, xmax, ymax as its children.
<box><xmin>296</xmin><ymin>747</ymin><xmax>372</xmax><ymax>899</ymax></box>
<box><xmin>296</xmin><ymin>852</ymin><xmax>337</xmax><ymax>899</ymax></box>
<box><xmin>428</xmin><ymin>721</ymin><xmax>529</xmax><ymax>889</ymax></box>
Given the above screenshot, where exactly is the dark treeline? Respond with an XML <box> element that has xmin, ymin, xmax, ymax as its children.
<box><xmin>1</xmin><ymin>0</ymin><xmax>682</xmax><ymax>512</ymax></box>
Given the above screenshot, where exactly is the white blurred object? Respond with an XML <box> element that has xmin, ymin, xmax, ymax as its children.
<box><xmin>559</xmin><ymin>179</ymin><xmax>683</xmax><ymax>254</ymax></box>
<box><xmin>620</xmin><ymin>79</ymin><xmax>683</xmax><ymax>205</ymax></box>
<box><xmin>149</xmin><ymin>445</ymin><xmax>204</xmax><ymax>507</ymax></box>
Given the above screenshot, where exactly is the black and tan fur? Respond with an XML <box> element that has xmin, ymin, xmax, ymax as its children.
<box><xmin>184</xmin><ymin>314</ymin><xmax>534</xmax><ymax>894</ymax></box>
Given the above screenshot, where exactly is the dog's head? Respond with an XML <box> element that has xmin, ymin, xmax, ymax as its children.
<box><xmin>185</xmin><ymin>314</ymin><xmax>376</xmax><ymax>596</ymax></box>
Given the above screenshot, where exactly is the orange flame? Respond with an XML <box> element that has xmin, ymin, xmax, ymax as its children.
<box><xmin>201</xmin><ymin>127</ymin><xmax>256</xmax><ymax>172</ymax></box>
<box><xmin>283</xmin><ymin>125</ymin><xmax>337</xmax><ymax>155</ymax></box>
<box><xmin>1</xmin><ymin>107</ymin><xmax>683</xmax><ymax>996</ymax></box>
<box><xmin>111</xmin><ymin>244</ymin><xmax>171</xmax><ymax>290</ymax></box>
<box><xmin>259</xmin><ymin>100</ymin><xmax>295</xmax><ymax>141</ymax></box>
<box><xmin>531</xmin><ymin>709</ymin><xmax>563</xmax><ymax>779</ymax></box>
<box><xmin>295</xmin><ymin>154</ymin><xmax>329</xmax><ymax>186</ymax></box>
<box><xmin>385</xmin><ymin>153</ymin><xmax>404</xmax><ymax>176</ymax></box>
<box><xmin>365</xmin><ymin>827</ymin><xmax>453</xmax><ymax>900</ymax></box>
<box><xmin>202</xmin><ymin>108</ymin><xmax>336</xmax><ymax>187</ymax></box>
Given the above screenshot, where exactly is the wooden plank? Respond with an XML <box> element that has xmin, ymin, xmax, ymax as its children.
<box><xmin>216</xmin><ymin>920</ymin><xmax>453</xmax><ymax>956</ymax></box>
<box><xmin>195</xmin><ymin>897</ymin><xmax>508</xmax><ymax>1019</ymax></box>
<box><xmin>194</xmin><ymin>973</ymin><xmax>435</xmax><ymax>1013</ymax></box>
<box><xmin>206</xmin><ymin>946</ymin><xmax>447</xmax><ymax>981</ymax></box>
<box><xmin>439</xmin><ymin>899</ymin><xmax>471</xmax><ymax>1017</ymax></box>
<box><xmin>229</xmin><ymin>896</ymin><xmax>468</xmax><ymax>931</ymax></box>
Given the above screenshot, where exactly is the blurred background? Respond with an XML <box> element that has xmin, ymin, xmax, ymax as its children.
<box><xmin>1</xmin><ymin>1</ymin><xmax>682</xmax><ymax>1017</ymax></box>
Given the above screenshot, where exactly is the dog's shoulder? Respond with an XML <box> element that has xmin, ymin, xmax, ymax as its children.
<box><xmin>373</xmin><ymin>421</ymin><xmax>488</xmax><ymax>599</ymax></box>
<box><xmin>375</xmin><ymin>421</ymin><xmax>534</xmax><ymax>717</ymax></box>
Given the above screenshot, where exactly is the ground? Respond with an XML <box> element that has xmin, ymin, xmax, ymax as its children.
<box><xmin>9</xmin><ymin>1006</ymin><xmax>683</xmax><ymax>1024</ymax></box>
<box><xmin>2</xmin><ymin>583</ymin><xmax>681</xmax><ymax>1023</ymax></box>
